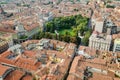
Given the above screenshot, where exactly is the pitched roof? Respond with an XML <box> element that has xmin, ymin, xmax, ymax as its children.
<box><xmin>23</xmin><ymin>50</ymin><xmax>36</xmax><ymax>58</ymax></box>
<box><xmin>89</xmin><ymin>72</ymin><xmax>113</xmax><ymax>80</ymax></box>
<box><xmin>24</xmin><ymin>23</ymin><xmax>39</xmax><ymax>31</ymax></box>
<box><xmin>0</xmin><ymin>27</ymin><xmax>16</xmax><ymax>33</ymax></box>
<box><xmin>85</xmin><ymin>58</ymin><xmax>106</xmax><ymax>65</ymax></box>
<box><xmin>4</xmin><ymin>70</ymin><xmax>24</xmax><ymax>80</ymax></box>
<box><xmin>14</xmin><ymin>57</ymin><xmax>41</xmax><ymax>71</ymax></box>
<box><xmin>112</xmin><ymin>33</ymin><xmax>120</xmax><ymax>40</ymax></box>
<box><xmin>69</xmin><ymin>56</ymin><xmax>83</xmax><ymax>73</ymax></box>
<box><xmin>22</xmin><ymin>75</ymin><xmax>33</xmax><ymax>80</ymax></box>
<box><xmin>114</xmin><ymin>78</ymin><xmax>120</xmax><ymax>80</ymax></box>
<box><xmin>79</xmin><ymin>46</ymin><xmax>96</xmax><ymax>56</ymax></box>
<box><xmin>0</xmin><ymin>50</ymin><xmax>12</xmax><ymax>58</ymax></box>
<box><xmin>0</xmin><ymin>64</ymin><xmax>11</xmax><ymax>77</ymax></box>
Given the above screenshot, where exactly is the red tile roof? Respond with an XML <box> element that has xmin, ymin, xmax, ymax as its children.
<box><xmin>24</xmin><ymin>23</ymin><xmax>39</xmax><ymax>31</ymax></box>
<box><xmin>79</xmin><ymin>46</ymin><xmax>96</xmax><ymax>56</ymax></box>
<box><xmin>23</xmin><ymin>50</ymin><xmax>36</xmax><ymax>58</ymax></box>
<box><xmin>1</xmin><ymin>20</ymin><xmax>14</xmax><ymax>26</ymax></box>
<box><xmin>22</xmin><ymin>75</ymin><xmax>33</xmax><ymax>80</ymax></box>
<box><xmin>14</xmin><ymin>57</ymin><xmax>41</xmax><ymax>71</ymax></box>
<box><xmin>21</xmin><ymin>40</ymin><xmax>39</xmax><ymax>48</ymax></box>
<box><xmin>0</xmin><ymin>27</ymin><xmax>16</xmax><ymax>33</ymax></box>
<box><xmin>0</xmin><ymin>51</ymin><xmax>15</xmax><ymax>65</ymax></box>
<box><xmin>67</xmin><ymin>75</ymin><xmax>76</xmax><ymax>80</ymax></box>
<box><xmin>0</xmin><ymin>58</ymin><xmax>14</xmax><ymax>65</ymax></box>
<box><xmin>4</xmin><ymin>70</ymin><xmax>24</xmax><ymax>80</ymax></box>
<box><xmin>114</xmin><ymin>78</ymin><xmax>120</xmax><ymax>80</ymax></box>
<box><xmin>85</xmin><ymin>58</ymin><xmax>106</xmax><ymax>65</ymax></box>
<box><xmin>41</xmin><ymin>74</ymin><xmax>57</xmax><ymax>80</ymax></box>
<box><xmin>112</xmin><ymin>33</ymin><xmax>120</xmax><ymax>40</ymax></box>
<box><xmin>0</xmin><ymin>50</ymin><xmax>12</xmax><ymax>58</ymax></box>
<box><xmin>89</xmin><ymin>72</ymin><xmax>113</xmax><ymax>80</ymax></box>
<box><xmin>69</xmin><ymin>56</ymin><xmax>83</xmax><ymax>73</ymax></box>
<box><xmin>0</xmin><ymin>64</ymin><xmax>11</xmax><ymax>77</ymax></box>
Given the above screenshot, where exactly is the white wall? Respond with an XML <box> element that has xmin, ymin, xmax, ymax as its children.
<box><xmin>95</xmin><ymin>21</ymin><xmax>104</xmax><ymax>33</ymax></box>
<box><xmin>0</xmin><ymin>77</ymin><xmax>3</xmax><ymax>80</ymax></box>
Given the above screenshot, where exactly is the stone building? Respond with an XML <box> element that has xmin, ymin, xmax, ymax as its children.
<box><xmin>89</xmin><ymin>31</ymin><xmax>112</xmax><ymax>51</ymax></box>
<box><xmin>113</xmin><ymin>38</ymin><xmax>120</xmax><ymax>52</ymax></box>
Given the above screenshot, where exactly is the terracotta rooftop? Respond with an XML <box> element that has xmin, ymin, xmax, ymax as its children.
<box><xmin>1</xmin><ymin>20</ymin><xmax>14</xmax><ymax>26</ymax></box>
<box><xmin>0</xmin><ymin>50</ymin><xmax>12</xmax><ymax>58</ymax></box>
<box><xmin>67</xmin><ymin>75</ymin><xmax>77</xmax><ymax>80</ymax></box>
<box><xmin>46</xmin><ymin>50</ymin><xmax>66</xmax><ymax>59</ymax></box>
<box><xmin>21</xmin><ymin>40</ymin><xmax>39</xmax><ymax>48</ymax></box>
<box><xmin>112</xmin><ymin>33</ymin><xmax>120</xmax><ymax>40</ymax></box>
<box><xmin>0</xmin><ymin>64</ymin><xmax>11</xmax><ymax>77</ymax></box>
<box><xmin>24</xmin><ymin>23</ymin><xmax>39</xmax><ymax>31</ymax></box>
<box><xmin>69</xmin><ymin>56</ymin><xmax>83</xmax><ymax>73</ymax></box>
<box><xmin>23</xmin><ymin>50</ymin><xmax>36</xmax><ymax>58</ymax></box>
<box><xmin>68</xmin><ymin>54</ymin><xmax>110</xmax><ymax>80</ymax></box>
<box><xmin>4</xmin><ymin>70</ymin><xmax>24</xmax><ymax>80</ymax></box>
<box><xmin>0</xmin><ymin>27</ymin><xmax>16</xmax><ymax>33</ymax></box>
<box><xmin>89</xmin><ymin>72</ymin><xmax>113</xmax><ymax>80</ymax></box>
<box><xmin>79</xmin><ymin>46</ymin><xmax>97</xmax><ymax>56</ymax></box>
<box><xmin>0</xmin><ymin>50</ymin><xmax>19</xmax><ymax>65</ymax></box>
<box><xmin>41</xmin><ymin>74</ymin><xmax>57</xmax><ymax>80</ymax></box>
<box><xmin>85</xmin><ymin>58</ymin><xmax>107</xmax><ymax>65</ymax></box>
<box><xmin>0</xmin><ymin>58</ymin><xmax>14</xmax><ymax>65</ymax></box>
<box><xmin>0</xmin><ymin>38</ymin><xmax>77</xmax><ymax>79</ymax></box>
<box><xmin>22</xmin><ymin>75</ymin><xmax>33</xmax><ymax>80</ymax></box>
<box><xmin>114</xmin><ymin>78</ymin><xmax>120</xmax><ymax>80</ymax></box>
<box><xmin>14</xmin><ymin>57</ymin><xmax>41</xmax><ymax>71</ymax></box>
<box><xmin>50</xmin><ymin>39</ymin><xmax>65</xmax><ymax>46</ymax></box>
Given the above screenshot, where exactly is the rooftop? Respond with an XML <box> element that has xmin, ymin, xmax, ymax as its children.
<box><xmin>0</xmin><ymin>64</ymin><xmax>11</xmax><ymax>77</ymax></box>
<box><xmin>4</xmin><ymin>70</ymin><xmax>24</xmax><ymax>80</ymax></box>
<box><xmin>22</xmin><ymin>75</ymin><xmax>33</xmax><ymax>80</ymax></box>
<box><xmin>68</xmin><ymin>47</ymin><xmax>120</xmax><ymax>80</ymax></box>
<box><xmin>14</xmin><ymin>57</ymin><xmax>41</xmax><ymax>71</ymax></box>
<box><xmin>114</xmin><ymin>38</ymin><xmax>120</xmax><ymax>44</ymax></box>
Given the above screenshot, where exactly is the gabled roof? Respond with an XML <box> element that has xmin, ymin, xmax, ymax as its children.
<box><xmin>4</xmin><ymin>70</ymin><xmax>24</xmax><ymax>80</ymax></box>
<box><xmin>0</xmin><ymin>27</ymin><xmax>16</xmax><ymax>33</ymax></box>
<box><xmin>22</xmin><ymin>75</ymin><xmax>33</xmax><ymax>80</ymax></box>
<box><xmin>0</xmin><ymin>64</ymin><xmax>11</xmax><ymax>77</ymax></box>
<box><xmin>14</xmin><ymin>57</ymin><xmax>41</xmax><ymax>71</ymax></box>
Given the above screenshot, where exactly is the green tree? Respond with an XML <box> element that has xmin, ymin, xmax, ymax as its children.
<box><xmin>45</xmin><ymin>21</ymin><xmax>54</xmax><ymax>32</ymax></box>
<box><xmin>39</xmin><ymin>32</ymin><xmax>45</xmax><ymax>39</ymax></box>
<box><xmin>82</xmin><ymin>31</ymin><xmax>91</xmax><ymax>46</ymax></box>
<box><xmin>40</xmin><ymin>14</ymin><xmax>89</xmax><ymax>45</ymax></box>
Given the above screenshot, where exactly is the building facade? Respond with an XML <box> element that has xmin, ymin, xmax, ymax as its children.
<box><xmin>0</xmin><ymin>33</ymin><xmax>13</xmax><ymax>54</ymax></box>
<box><xmin>113</xmin><ymin>38</ymin><xmax>120</xmax><ymax>52</ymax></box>
<box><xmin>0</xmin><ymin>41</ymin><xmax>9</xmax><ymax>54</ymax></box>
<box><xmin>89</xmin><ymin>33</ymin><xmax>112</xmax><ymax>51</ymax></box>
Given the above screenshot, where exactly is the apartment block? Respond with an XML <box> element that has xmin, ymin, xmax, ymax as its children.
<box><xmin>89</xmin><ymin>32</ymin><xmax>112</xmax><ymax>51</ymax></box>
<box><xmin>113</xmin><ymin>38</ymin><xmax>120</xmax><ymax>52</ymax></box>
<box><xmin>0</xmin><ymin>32</ymin><xmax>13</xmax><ymax>54</ymax></box>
